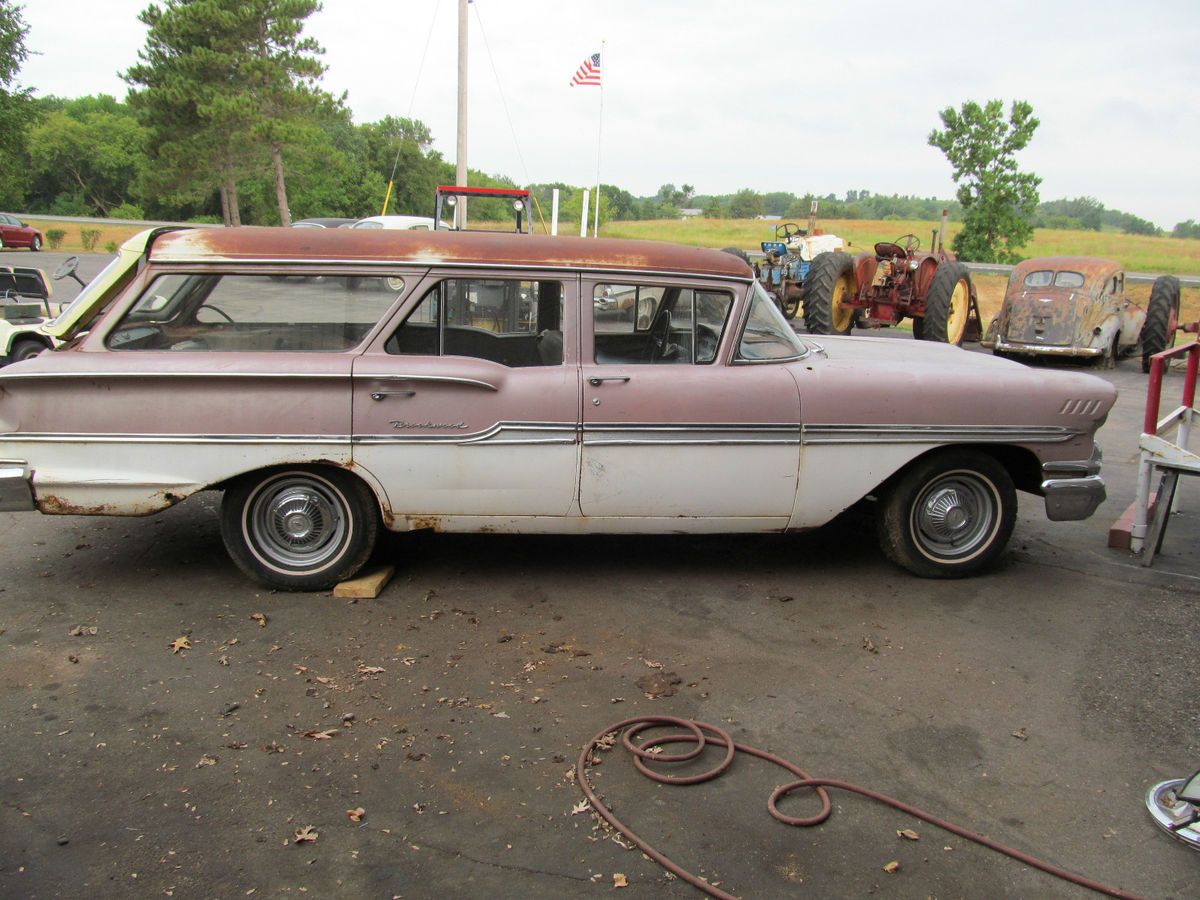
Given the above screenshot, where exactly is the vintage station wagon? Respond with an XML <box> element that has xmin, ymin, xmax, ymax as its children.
<box><xmin>0</xmin><ymin>227</ymin><xmax>1115</xmax><ymax>589</ymax></box>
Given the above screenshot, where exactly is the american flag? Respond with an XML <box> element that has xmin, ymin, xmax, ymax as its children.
<box><xmin>570</xmin><ymin>53</ymin><xmax>601</xmax><ymax>87</ymax></box>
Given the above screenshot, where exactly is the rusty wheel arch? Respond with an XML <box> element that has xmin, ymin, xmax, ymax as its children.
<box><xmin>210</xmin><ymin>460</ymin><xmax>393</xmax><ymax>526</ymax></box>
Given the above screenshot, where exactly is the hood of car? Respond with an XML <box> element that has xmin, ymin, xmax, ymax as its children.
<box><xmin>796</xmin><ymin>334</ymin><xmax>1116</xmax><ymax>428</ymax></box>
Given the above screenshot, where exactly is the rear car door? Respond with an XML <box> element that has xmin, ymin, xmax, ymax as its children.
<box><xmin>352</xmin><ymin>271</ymin><xmax>579</xmax><ymax>519</ymax></box>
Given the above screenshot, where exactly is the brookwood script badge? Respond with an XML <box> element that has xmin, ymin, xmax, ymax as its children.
<box><xmin>390</xmin><ymin>420</ymin><xmax>468</xmax><ymax>430</ymax></box>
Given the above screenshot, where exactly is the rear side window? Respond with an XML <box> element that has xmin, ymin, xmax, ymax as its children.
<box><xmin>106</xmin><ymin>273</ymin><xmax>402</xmax><ymax>351</ymax></box>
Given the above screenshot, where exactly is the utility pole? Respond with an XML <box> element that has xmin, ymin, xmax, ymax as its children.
<box><xmin>455</xmin><ymin>0</ymin><xmax>469</xmax><ymax>228</ymax></box>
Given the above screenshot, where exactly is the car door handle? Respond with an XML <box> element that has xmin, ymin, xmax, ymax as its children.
<box><xmin>370</xmin><ymin>390</ymin><xmax>416</xmax><ymax>401</ymax></box>
<box><xmin>588</xmin><ymin>375</ymin><xmax>631</xmax><ymax>386</ymax></box>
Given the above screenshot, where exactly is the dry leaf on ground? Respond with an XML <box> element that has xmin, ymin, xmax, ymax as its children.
<box><xmin>883</xmin><ymin>860</ymin><xmax>900</xmax><ymax>874</ymax></box>
<box><xmin>304</xmin><ymin>729</ymin><xmax>338</xmax><ymax>740</ymax></box>
<box><xmin>293</xmin><ymin>825</ymin><xmax>318</xmax><ymax>844</ymax></box>
<box><xmin>250</xmin><ymin>613</ymin><xmax>268</xmax><ymax>627</ymax></box>
<box><xmin>170</xmin><ymin>636</ymin><xmax>191</xmax><ymax>654</ymax></box>
<box><xmin>346</xmin><ymin>807</ymin><xmax>365</xmax><ymax>822</ymax></box>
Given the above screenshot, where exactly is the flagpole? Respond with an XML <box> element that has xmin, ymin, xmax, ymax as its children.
<box><xmin>592</xmin><ymin>40</ymin><xmax>605</xmax><ymax>238</ymax></box>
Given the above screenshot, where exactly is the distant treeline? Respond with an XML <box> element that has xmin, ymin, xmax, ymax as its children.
<box><xmin>14</xmin><ymin>94</ymin><xmax>1191</xmax><ymax>236</ymax></box>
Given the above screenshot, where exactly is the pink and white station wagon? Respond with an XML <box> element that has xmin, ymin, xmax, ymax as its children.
<box><xmin>0</xmin><ymin>227</ymin><xmax>1115</xmax><ymax>589</ymax></box>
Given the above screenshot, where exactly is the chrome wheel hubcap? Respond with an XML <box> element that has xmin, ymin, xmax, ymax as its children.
<box><xmin>248</xmin><ymin>476</ymin><xmax>348</xmax><ymax>571</ymax></box>
<box><xmin>912</xmin><ymin>473</ymin><xmax>999</xmax><ymax>561</ymax></box>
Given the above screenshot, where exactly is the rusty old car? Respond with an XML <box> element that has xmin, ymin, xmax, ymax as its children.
<box><xmin>0</xmin><ymin>227</ymin><xmax>1115</xmax><ymax>590</ymax></box>
<box><xmin>982</xmin><ymin>256</ymin><xmax>1181</xmax><ymax>370</ymax></box>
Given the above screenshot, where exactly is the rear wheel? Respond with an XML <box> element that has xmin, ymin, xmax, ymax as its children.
<box><xmin>720</xmin><ymin>247</ymin><xmax>750</xmax><ymax>265</ymax></box>
<box><xmin>802</xmin><ymin>252</ymin><xmax>856</xmax><ymax>335</ymax></box>
<box><xmin>1141</xmin><ymin>275</ymin><xmax>1180</xmax><ymax>373</ymax></box>
<box><xmin>922</xmin><ymin>261</ymin><xmax>972</xmax><ymax>345</ymax></box>
<box><xmin>220</xmin><ymin>467</ymin><xmax>379</xmax><ymax>591</ymax></box>
<box><xmin>876</xmin><ymin>449</ymin><xmax>1016</xmax><ymax>578</ymax></box>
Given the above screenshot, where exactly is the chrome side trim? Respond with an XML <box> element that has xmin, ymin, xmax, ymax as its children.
<box><xmin>0</xmin><ymin>433</ymin><xmax>351</xmax><ymax>445</ymax></box>
<box><xmin>802</xmin><ymin>423</ymin><xmax>1079</xmax><ymax>445</ymax></box>
<box><xmin>362</xmin><ymin>374</ymin><xmax>499</xmax><ymax>391</ymax></box>
<box><xmin>0</xmin><ymin>371</ymin><xmax>352</xmax><ymax>382</ymax></box>
<box><xmin>355</xmin><ymin>422</ymin><xmax>577</xmax><ymax>446</ymax></box>
<box><xmin>583</xmin><ymin>422</ymin><xmax>801</xmax><ymax>446</ymax></box>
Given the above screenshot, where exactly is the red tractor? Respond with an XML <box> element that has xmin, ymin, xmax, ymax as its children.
<box><xmin>802</xmin><ymin>212</ymin><xmax>982</xmax><ymax>345</ymax></box>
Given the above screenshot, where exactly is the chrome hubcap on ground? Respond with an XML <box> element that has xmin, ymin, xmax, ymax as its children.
<box><xmin>912</xmin><ymin>473</ymin><xmax>998</xmax><ymax>561</ymax></box>
<box><xmin>249</xmin><ymin>477</ymin><xmax>347</xmax><ymax>570</ymax></box>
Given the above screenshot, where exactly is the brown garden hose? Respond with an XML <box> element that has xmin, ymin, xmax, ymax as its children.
<box><xmin>575</xmin><ymin>716</ymin><xmax>1142</xmax><ymax>899</ymax></box>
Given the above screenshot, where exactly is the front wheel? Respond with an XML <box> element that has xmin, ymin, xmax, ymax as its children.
<box><xmin>8</xmin><ymin>338</ymin><xmax>46</xmax><ymax>363</ymax></box>
<box><xmin>876</xmin><ymin>450</ymin><xmax>1016</xmax><ymax>578</ymax></box>
<box><xmin>220</xmin><ymin>467</ymin><xmax>379</xmax><ymax>591</ymax></box>
<box><xmin>30</xmin><ymin>235</ymin><xmax>41</xmax><ymax>251</ymax></box>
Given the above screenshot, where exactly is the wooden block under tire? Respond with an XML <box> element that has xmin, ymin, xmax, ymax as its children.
<box><xmin>333</xmin><ymin>565</ymin><xmax>395</xmax><ymax>599</ymax></box>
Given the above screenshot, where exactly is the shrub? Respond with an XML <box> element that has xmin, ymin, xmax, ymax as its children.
<box><xmin>109</xmin><ymin>202</ymin><xmax>145</xmax><ymax>221</ymax></box>
<box><xmin>187</xmin><ymin>214</ymin><xmax>221</xmax><ymax>224</ymax></box>
<box><xmin>104</xmin><ymin>241</ymin><xmax>117</xmax><ymax>253</ymax></box>
<box><xmin>80</xmin><ymin>228</ymin><xmax>101</xmax><ymax>251</ymax></box>
<box><xmin>46</xmin><ymin>228</ymin><xmax>66</xmax><ymax>250</ymax></box>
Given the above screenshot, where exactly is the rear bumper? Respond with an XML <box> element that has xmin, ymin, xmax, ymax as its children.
<box><xmin>1041</xmin><ymin>443</ymin><xmax>1106</xmax><ymax>521</ymax></box>
<box><xmin>0</xmin><ymin>460</ymin><xmax>35</xmax><ymax>512</ymax></box>
<box><xmin>983</xmin><ymin>337</ymin><xmax>1103</xmax><ymax>357</ymax></box>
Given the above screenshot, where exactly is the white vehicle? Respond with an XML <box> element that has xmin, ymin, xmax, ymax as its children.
<box><xmin>349</xmin><ymin>215</ymin><xmax>445</xmax><ymax>231</ymax></box>
<box><xmin>0</xmin><ymin>265</ymin><xmax>58</xmax><ymax>366</ymax></box>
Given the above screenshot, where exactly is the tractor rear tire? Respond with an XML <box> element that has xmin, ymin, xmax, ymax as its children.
<box><xmin>1141</xmin><ymin>275</ymin><xmax>1180</xmax><ymax>373</ymax></box>
<box><xmin>922</xmin><ymin>261</ymin><xmax>972</xmax><ymax>345</ymax></box>
<box><xmin>721</xmin><ymin>247</ymin><xmax>751</xmax><ymax>266</ymax></box>
<box><xmin>802</xmin><ymin>252</ymin><xmax>856</xmax><ymax>336</ymax></box>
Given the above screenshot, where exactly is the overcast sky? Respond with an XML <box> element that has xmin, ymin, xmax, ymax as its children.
<box><xmin>20</xmin><ymin>0</ymin><xmax>1200</xmax><ymax>229</ymax></box>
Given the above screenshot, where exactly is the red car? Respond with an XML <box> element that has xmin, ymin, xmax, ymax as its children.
<box><xmin>0</xmin><ymin>214</ymin><xmax>44</xmax><ymax>251</ymax></box>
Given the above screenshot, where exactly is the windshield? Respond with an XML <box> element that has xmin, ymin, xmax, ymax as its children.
<box><xmin>47</xmin><ymin>254</ymin><xmax>128</xmax><ymax>326</ymax></box>
<box><xmin>736</xmin><ymin>282</ymin><xmax>807</xmax><ymax>361</ymax></box>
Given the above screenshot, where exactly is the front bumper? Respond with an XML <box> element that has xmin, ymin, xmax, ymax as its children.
<box><xmin>0</xmin><ymin>460</ymin><xmax>35</xmax><ymax>512</ymax></box>
<box><xmin>1041</xmin><ymin>444</ymin><xmax>1106</xmax><ymax>521</ymax></box>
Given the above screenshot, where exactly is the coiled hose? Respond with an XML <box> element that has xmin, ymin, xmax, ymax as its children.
<box><xmin>575</xmin><ymin>716</ymin><xmax>1142</xmax><ymax>899</ymax></box>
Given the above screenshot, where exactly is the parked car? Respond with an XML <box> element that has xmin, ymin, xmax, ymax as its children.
<box><xmin>349</xmin><ymin>215</ymin><xmax>444</xmax><ymax>231</ymax></box>
<box><xmin>291</xmin><ymin>217</ymin><xmax>354</xmax><ymax>229</ymax></box>
<box><xmin>0</xmin><ymin>227</ymin><xmax>1115</xmax><ymax>590</ymax></box>
<box><xmin>0</xmin><ymin>214</ymin><xmax>44</xmax><ymax>251</ymax></box>
<box><xmin>982</xmin><ymin>256</ymin><xmax>1181</xmax><ymax>371</ymax></box>
<box><xmin>0</xmin><ymin>265</ymin><xmax>60</xmax><ymax>365</ymax></box>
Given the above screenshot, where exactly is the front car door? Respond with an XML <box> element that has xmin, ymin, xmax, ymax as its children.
<box><xmin>352</xmin><ymin>270</ymin><xmax>579</xmax><ymax>522</ymax></box>
<box><xmin>579</xmin><ymin>278</ymin><xmax>802</xmax><ymax>523</ymax></box>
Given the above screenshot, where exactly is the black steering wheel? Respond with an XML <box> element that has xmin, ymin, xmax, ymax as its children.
<box><xmin>777</xmin><ymin>222</ymin><xmax>806</xmax><ymax>242</ymax></box>
<box><xmin>52</xmin><ymin>255</ymin><xmax>86</xmax><ymax>287</ymax></box>
<box><xmin>895</xmin><ymin>234</ymin><xmax>921</xmax><ymax>253</ymax></box>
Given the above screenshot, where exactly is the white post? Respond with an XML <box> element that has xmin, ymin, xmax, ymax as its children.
<box><xmin>454</xmin><ymin>0</ymin><xmax>468</xmax><ymax>229</ymax></box>
<box><xmin>580</xmin><ymin>189</ymin><xmax>590</xmax><ymax>237</ymax></box>
<box><xmin>593</xmin><ymin>40</ymin><xmax>606</xmax><ymax>238</ymax></box>
<box><xmin>551</xmin><ymin>188</ymin><xmax>560</xmax><ymax>236</ymax></box>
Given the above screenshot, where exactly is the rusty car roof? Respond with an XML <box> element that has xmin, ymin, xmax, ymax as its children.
<box><xmin>148</xmin><ymin>227</ymin><xmax>753</xmax><ymax>279</ymax></box>
<box><xmin>1011</xmin><ymin>256</ymin><xmax>1122</xmax><ymax>281</ymax></box>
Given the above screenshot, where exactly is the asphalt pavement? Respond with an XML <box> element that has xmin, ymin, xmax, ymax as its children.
<box><xmin>0</xmin><ymin>260</ymin><xmax>1196</xmax><ymax>898</ymax></box>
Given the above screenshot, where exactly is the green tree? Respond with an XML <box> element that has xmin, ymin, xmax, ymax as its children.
<box><xmin>0</xmin><ymin>1</ymin><xmax>33</xmax><ymax>208</ymax></box>
<box><xmin>728</xmin><ymin>188</ymin><xmax>765</xmax><ymax>219</ymax></box>
<box><xmin>1173</xmin><ymin>220</ymin><xmax>1200</xmax><ymax>240</ymax></box>
<box><xmin>28</xmin><ymin>106</ymin><xmax>149</xmax><ymax>216</ymax></box>
<box><xmin>928</xmin><ymin>99</ymin><xmax>1041</xmax><ymax>263</ymax></box>
<box><xmin>126</xmin><ymin>0</ymin><xmax>335</xmax><ymax>226</ymax></box>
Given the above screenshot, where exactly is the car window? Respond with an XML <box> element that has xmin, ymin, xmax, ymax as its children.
<box><xmin>1024</xmin><ymin>270</ymin><xmax>1053</xmax><ymax>288</ymax></box>
<box><xmin>736</xmin><ymin>282</ymin><xmax>807</xmax><ymax>361</ymax></box>
<box><xmin>387</xmin><ymin>278</ymin><xmax>564</xmax><ymax>367</ymax></box>
<box><xmin>106</xmin><ymin>273</ymin><xmax>403</xmax><ymax>352</ymax></box>
<box><xmin>1053</xmin><ymin>271</ymin><xmax>1085</xmax><ymax>289</ymax></box>
<box><xmin>591</xmin><ymin>283</ymin><xmax>733</xmax><ymax>365</ymax></box>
